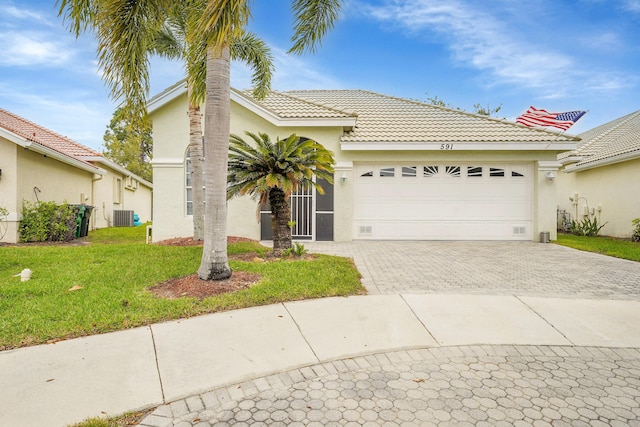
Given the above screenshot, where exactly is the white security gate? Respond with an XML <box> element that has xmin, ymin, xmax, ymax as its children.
<box><xmin>354</xmin><ymin>163</ymin><xmax>533</xmax><ymax>240</ymax></box>
<box><xmin>290</xmin><ymin>182</ymin><xmax>313</xmax><ymax>240</ymax></box>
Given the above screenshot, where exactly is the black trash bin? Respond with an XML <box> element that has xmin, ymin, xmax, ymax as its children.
<box><xmin>80</xmin><ymin>206</ymin><xmax>94</xmax><ymax>237</ymax></box>
<box><xmin>72</xmin><ymin>205</ymin><xmax>86</xmax><ymax>238</ymax></box>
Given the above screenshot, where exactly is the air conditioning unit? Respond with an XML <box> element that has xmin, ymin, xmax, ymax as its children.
<box><xmin>113</xmin><ymin>210</ymin><xmax>134</xmax><ymax>227</ymax></box>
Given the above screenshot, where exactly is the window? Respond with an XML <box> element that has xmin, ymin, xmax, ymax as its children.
<box><xmin>114</xmin><ymin>177</ymin><xmax>123</xmax><ymax>204</ymax></box>
<box><xmin>512</xmin><ymin>171</ymin><xmax>524</xmax><ymax>177</ymax></box>
<box><xmin>490</xmin><ymin>168</ymin><xmax>505</xmax><ymax>177</ymax></box>
<box><xmin>360</xmin><ymin>171</ymin><xmax>373</xmax><ymax>177</ymax></box>
<box><xmin>402</xmin><ymin>166</ymin><xmax>417</xmax><ymax>177</ymax></box>
<box><xmin>423</xmin><ymin>165</ymin><xmax>439</xmax><ymax>177</ymax></box>
<box><xmin>467</xmin><ymin>166</ymin><xmax>483</xmax><ymax>177</ymax></box>
<box><xmin>445</xmin><ymin>166</ymin><xmax>461</xmax><ymax>177</ymax></box>
<box><xmin>380</xmin><ymin>167</ymin><xmax>395</xmax><ymax>177</ymax></box>
<box><xmin>185</xmin><ymin>147</ymin><xmax>205</xmax><ymax>215</ymax></box>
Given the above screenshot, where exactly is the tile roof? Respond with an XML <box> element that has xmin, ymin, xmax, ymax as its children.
<box><xmin>0</xmin><ymin>108</ymin><xmax>101</xmax><ymax>168</ymax></box>
<box><xmin>241</xmin><ymin>90</ymin><xmax>356</xmax><ymax>120</ymax></box>
<box><xmin>249</xmin><ymin>89</ymin><xmax>578</xmax><ymax>144</ymax></box>
<box><xmin>565</xmin><ymin>110</ymin><xmax>640</xmax><ymax>167</ymax></box>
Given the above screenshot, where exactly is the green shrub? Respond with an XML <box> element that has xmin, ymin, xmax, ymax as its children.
<box><xmin>632</xmin><ymin>218</ymin><xmax>640</xmax><ymax>242</ymax></box>
<box><xmin>19</xmin><ymin>201</ymin><xmax>77</xmax><ymax>242</ymax></box>
<box><xmin>570</xmin><ymin>216</ymin><xmax>608</xmax><ymax>237</ymax></box>
<box><xmin>283</xmin><ymin>242</ymin><xmax>308</xmax><ymax>257</ymax></box>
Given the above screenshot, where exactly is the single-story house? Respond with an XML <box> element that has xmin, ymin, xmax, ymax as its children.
<box><xmin>148</xmin><ymin>81</ymin><xmax>579</xmax><ymax>243</ymax></box>
<box><xmin>0</xmin><ymin>108</ymin><xmax>153</xmax><ymax>243</ymax></box>
<box><xmin>557</xmin><ymin>110</ymin><xmax>640</xmax><ymax>238</ymax></box>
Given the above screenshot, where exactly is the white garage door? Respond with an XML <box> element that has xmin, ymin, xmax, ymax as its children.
<box><xmin>354</xmin><ymin>163</ymin><xmax>533</xmax><ymax>240</ymax></box>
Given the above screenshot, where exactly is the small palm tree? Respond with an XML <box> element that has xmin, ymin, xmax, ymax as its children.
<box><xmin>228</xmin><ymin>131</ymin><xmax>335</xmax><ymax>253</ymax></box>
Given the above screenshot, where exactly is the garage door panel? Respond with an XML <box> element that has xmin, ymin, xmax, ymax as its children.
<box><xmin>354</xmin><ymin>163</ymin><xmax>533</xmax><ymax>240</ymax></box>
<box><xmin>357</xmin><ymin>221</ymin><xmax>530</xmax><ymax>240</ymax></box>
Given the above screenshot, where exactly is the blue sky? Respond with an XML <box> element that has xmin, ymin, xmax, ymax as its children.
<box><xmin>1</xmin><ymin>0</ymin><xmax>639</xmax><ymax>151</ymax></box>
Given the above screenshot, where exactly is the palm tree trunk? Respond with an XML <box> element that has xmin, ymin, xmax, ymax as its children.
<box><xmin>187</xmin><ymin>85</ymin><xmax>204</xmax><ymax>241</ymax></box>
<box><xmin>197</xmin><ymin>44</ymin><xmax>232</xmax><ymax>280</ymax></box>
<box><xmin>269</xmin><ymin>187</ymin><xmax>292</xmax><ymax>253</ymax></box>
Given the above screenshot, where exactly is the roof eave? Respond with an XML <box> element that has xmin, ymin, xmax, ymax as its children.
<box><xmin>147</xmin><ymin>84</ymin><xmax>356</xmax><ymax>130</ymax></box>
<box><xmin>30</xmin><ymin>142</ymin><xmax>105</xmax><ymax>175</ymax></box>
<box><xmin>564</xmin><ymin>150</ymin><xmax>640</xmax><ymax>173</ymax></box>
<box><xmin>81</xmin><ymin>156</ymin><xmax>153</xmax><ymax>188</ymax></box>
<box><xmin>340</xmin><ymin>142</ymin><xmax>578</xmax><ymax>151</ymax></box>
<box><xmin>147</xmin><ymin>80</ymin><xmax>188</xmax><ymax>114</ymax></box>
<box><xmin>230</xmin><ymin>89</ymin><xmax>357</xmax><ymax>130</ymax></box>
<box><xmin>2</xmin><ymin>128</ymin><xmax>105</xmax><ymax>175</ymax></box>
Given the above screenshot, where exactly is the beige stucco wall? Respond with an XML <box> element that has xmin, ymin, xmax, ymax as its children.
<box><xmin>151</xmin><ymin>93</ymin><xmax>346</xmax><ymax>242</ymax></box>
<box><xmin>150</xmin><ymin>91</ymin><xmax>563</xmax><ymax>243</ymax></box>
<box><xmin>0</xmin><ymin>144</ymin><xmax>94</xmax><ymax>243</ymax></box>
<box><xmin>17</xmin><ymin>148</ymin><xmax>93</xmax><ymax>206</ymax></box>
<box><xmin>0</xmin><ymin>138</ymin><xmax>19</xmax><ymax>242</ymax></box>
<box><xmin>151</xmin><ymin>92</ymin><xmax>192</xmax><ymax>241</ymax></box>
<box><xmin>91</xmin><ymin>165</ymin><xmax>153</xmax><ymax>229</ymax></box>
<box><xmin>557</xmin><ymin>158</ymin><xmax>640</xmax><ymax>238</ymax></box>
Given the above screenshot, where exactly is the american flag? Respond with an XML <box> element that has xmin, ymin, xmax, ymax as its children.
<box><xmin>516</xmin><ymin>107</ymin><xmax>586</xmax><ymax>131</ymax></box>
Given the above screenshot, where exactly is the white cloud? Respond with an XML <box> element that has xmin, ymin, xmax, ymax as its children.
<box><xmin>0</xmin><ymin>84</ymin><xmax>114</xmax><ymax>150</ymax></box>
<box><xmin>622</xmin><ymin>0</ymin><xmax>640</xmax><ymax>12</ymax></box>
<box><xmin>582</xmin><ymin>32</ymin><xmax>623</xmax><ymax>51</ymax></box>
<box><xmin>0</xmin><ymin>32</ymin><xmax>74</xmax><ymax>66</ymax></box>
<box><xmin>360</xmin><ymin>0</ymin><xmax>635</xmax><ymax>97</ymax></box>
<box><xmin>0</xmin><ymin>3</ymin><xmax>52</xmax><ymax>25</ymax></box>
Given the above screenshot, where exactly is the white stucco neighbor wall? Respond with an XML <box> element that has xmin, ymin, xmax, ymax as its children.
<box><xmin>557</xmin><ymin>158</ymin><xmax>640</xmax><ymax>238</ymax></box>
<box><xmin>91</xmin><ymin>166</ymin><xmax>153</xmax><ymax>229</ymax></box>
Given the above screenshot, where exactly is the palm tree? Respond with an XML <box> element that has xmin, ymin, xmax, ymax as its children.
<box><xmin>150</xmin><ymin>2</ymin><xmax>273</xmax><ymax>241</ymax></box>
<box><xmin>58</xmin><ymin>0</ymin><xmax>343</xmax><ymax>281</ymax></box>
<box><xmin>228</xmin><ymin>132</ymin><xmax>335</xmax><ymax>252</ymax></box>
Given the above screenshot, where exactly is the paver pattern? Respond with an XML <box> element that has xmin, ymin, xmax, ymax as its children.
<box><xmin>305</xmin><ymin>241</ymin><xmax>640</xmax><ymax>298</ymax></box>
<box><xmin>140</xmin><ymin>242</ymin><xmax>640</xmax><ymax>427</ymax></box>
<box><xmin>141</xmin><ymin>346</ymin><xmax>640</xmax><ymax>426</ymax></box>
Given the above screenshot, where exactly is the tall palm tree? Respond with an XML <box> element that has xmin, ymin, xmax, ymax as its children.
<box><xmin>58</xmin><ymin>0</ymin><xmax>343</xmax><ymax>281</ymax></box>
<box><xmin>150</xmin><ymin>2</ymin><xmax>273</xmax><ymax>241</ymax></box>
<box><xmin>228</xmin><ymin>132</ymin><xmax>335</xmax><ymax>252</ymax></box>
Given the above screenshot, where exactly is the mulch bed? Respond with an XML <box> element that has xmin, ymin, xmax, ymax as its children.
<box><xmin>149</xmin><ymin>270</ymin><xmax>261</xmax><ymax>300</ymax></box>
<box><xmin>151</xmin><ymin>236</ymin><xmax>317</xmax><ymax>299</ymax></box>
<box><xmin>152</xmin><ymin>236</ymin><xmax>268</xmax><ymax>299</ymax></box>
<box><xmin>155</xmin><ymin>236</ymin><xmax>255</xmax><ymax>246</ymax></box>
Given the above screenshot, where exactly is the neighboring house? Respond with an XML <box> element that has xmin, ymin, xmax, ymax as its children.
<box><xmin>557</xmin><ymin>110</ymin><xmax>640</xmax><ymax>238</ymax></box>
<box><xmin>148</xmin><ymin>81</ymin><xmax>578</xmax><ymax>243</ymax></box>
<box><xmin>0</xmin><ymin>108</ymin><xmax>153</xmax><ymax>243</ymax></box>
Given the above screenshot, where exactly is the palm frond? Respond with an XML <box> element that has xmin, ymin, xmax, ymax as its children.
<box><xmin>230</xmin><ymin>32</ymin><xmax>274</xmax><ymax>100</ymax></box>
<box><xmin>289</xmin><ymin>0</ymin><xmax>342</xmax><ymax>55</ymax></box>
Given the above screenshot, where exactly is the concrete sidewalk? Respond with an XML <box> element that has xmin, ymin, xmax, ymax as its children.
<box><xmin>1</xmin><ymin>294</ymin><xmax>639</xmax><ymax>427</ymax></box>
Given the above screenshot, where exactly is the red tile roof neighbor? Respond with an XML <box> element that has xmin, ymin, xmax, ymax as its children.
<box><xmin>0</xmin><ymin>108</ymin><xmax>101</xmax><ymax>168</ymax></box>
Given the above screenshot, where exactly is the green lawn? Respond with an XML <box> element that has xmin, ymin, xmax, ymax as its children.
<box><xmin>555</xmin><ymin>233</ymin><xmax>640</xmax><ymax>262</ymax></box>
<box><xmin>0</xmin><ymin>226</ymin><xmax>364</xmax><ymax>350</ymax></box>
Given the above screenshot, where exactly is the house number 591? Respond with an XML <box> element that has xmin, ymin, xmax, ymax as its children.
<box><xmin>440</xmin><ymin>144</ymin><xmax>453</xmax><ymax>150</ymax></box>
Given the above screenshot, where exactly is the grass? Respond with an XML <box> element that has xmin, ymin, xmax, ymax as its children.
<box><xmin>0</xmin><ymin>225</ymin><xmax>364</xmax><ymax>350</ymax></box>
<box><xmin>555</xmin><ymin>233</ymin><xmax>640</xmax><ymax>262</ymax></box>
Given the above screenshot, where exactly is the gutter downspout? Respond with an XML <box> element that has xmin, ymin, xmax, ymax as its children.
<box><xmin>91</xmin><ymin>174</ymin><xmax>103</xmax><ymax>230</ymax></box>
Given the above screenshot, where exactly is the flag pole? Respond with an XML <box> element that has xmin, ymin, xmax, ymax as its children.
<box><xmin>544</xmin><ymin>109</ymin><xmax>588</xmax><ymax>149</ymax></box>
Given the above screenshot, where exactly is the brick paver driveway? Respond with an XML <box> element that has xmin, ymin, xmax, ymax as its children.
<box><xmin>305</xmin><ymin>241</ymin><xmax>640</xmax><ymax>299</ymax></box>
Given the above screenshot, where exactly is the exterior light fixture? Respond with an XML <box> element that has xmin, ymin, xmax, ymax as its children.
<box><xmin>545</xmin><ymin>171</ymin><xmax>556</xmax><ymax>183</ymax></box>
<box><xmin>340</xmin><ymin>173</ymin><xmax>347</xmax><ymax>184</ymax></box>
